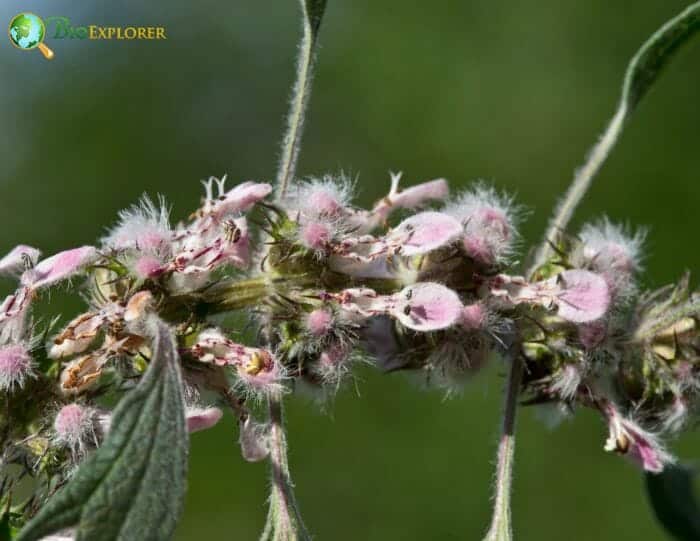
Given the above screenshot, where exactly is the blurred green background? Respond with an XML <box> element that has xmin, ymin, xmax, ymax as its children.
<box><xmin>1</xmin><ymin>1</ymin><xmax>699</xmax><ymax>539</ymax></box>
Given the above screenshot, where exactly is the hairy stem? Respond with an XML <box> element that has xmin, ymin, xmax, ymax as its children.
<box><xmin>530</xmin><ymin>106</ymin><xmax>626</xmax><ymax>273</ymax></box>
<box><xmin>484</xmin><ymin>355</ymin><xmax>523</xmax><ymax>541</ymax></box>
<box><xmin>276</xmin><ymin>0</ymin><xmax>327</xmax><ymax>199</ymax></box>
<box><xmin>260</xmin><ymin>393</ymin><xmax>310</xmax><ymax>541</ymax></box>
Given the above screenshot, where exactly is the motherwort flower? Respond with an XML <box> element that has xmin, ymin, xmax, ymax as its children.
<box><xmin>1</xmin><ymin>171</ymin><xmax>699</xmax><ymax>538</ymax></box>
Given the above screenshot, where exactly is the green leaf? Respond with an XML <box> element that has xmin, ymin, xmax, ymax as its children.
<box><xmin>0</xmin><ymin>511</ymin><xmax>13</xmax><ymax>541</ymax></box>
<box><xmin>17</xmin><ymin>320</ymin><xmax>188</xmax><ymax>541</ymax></box>
<box><xmin>645</xmin><ymin>464</ymin><xmax>700</xmax><ymax>541</ymax></box>
<box><xmin>275</xmin><ymin>0</ymin><xmax>329</xmax><ymax>198</ymax></box>
<box><xmin>303</xmin><ymin>0</ymin><xmax>328</xmax><ymax>38</ymax></box>
<box><xmin>623</xmin><ymin>3</ymin><xmax>700</xmax><ymax>110</ymax></box>
<box><xmin>529</xmin><ymin>1</ymin><xmax>700</xmax><ymax>275</ymax></box>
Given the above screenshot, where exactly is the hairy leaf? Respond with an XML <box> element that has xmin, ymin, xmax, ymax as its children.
<box><xmin>646</xmin><ymin>464</ymin><xmax>700</xmax><ymax>541</ymax></box>
<box><xmin>303</xmin><ymin>0</ymin><xmax>328</xmax><ymax>37</ymax></box>
<box><xmin>17</xmin><ymin>320</ymin><xmax>188</xmax><ymax>541</ymax></box>
<box><xmin>623</xmin><ymin>2</ymin><xmax>700</xmax><ymax>110</ymax></box>
<box><xmin>530</xmin><ymin>1</ymin><xmax>700</xmax><ymax>274</ymax></box>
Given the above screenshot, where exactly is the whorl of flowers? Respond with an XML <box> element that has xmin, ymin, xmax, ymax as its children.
<box><xmin>0</xmin><ymin>171</ymin><xmax>696</xmax><ymax>500</ymax></box>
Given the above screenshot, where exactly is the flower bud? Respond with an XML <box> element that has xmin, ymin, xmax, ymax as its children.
<box><xmin>238</xmin><ymin>416</ymin><xmax>270</xmax><ymax>462</ymax></box>
<box><xmin>102</xmin><ymin>195</ymin><xmax>172</xmax><ymax>253</ymax></box>
<box><xmin>444</xmin><ymin>184</ymin><xmax>519</xmax><ymax>265</ymax></box>
<box><xmin>300</xmin><ymin>221</ymin><xmax>332</xmax><ymax>252</ymax></box>
<box><xmin>579</xmin><ymin>220</ymin><xmax>643</xmax><ymax>275</ymax></box>
<box><xmin>305</xmin><ymin>308</ymin><xmax>333</xmax><ymax>337</ymax></box>
<box><xmin>460</xmin><ymin>303</ymin><xmax>487</xmax><ymax>330</ymax></box>
<box><xmin>53</xmin><ymin>403</ymin><xmax>96</xmax><ymax>452</ymax></box>
<box><xmin>0</xmin><ymin>343</ymin><xmax>33</xmax><ymax>391</ymax></box>
<box><xmin>133</xmin><ymin>255</ymin><xmax>165</xmax><ymax>279</ymax></box>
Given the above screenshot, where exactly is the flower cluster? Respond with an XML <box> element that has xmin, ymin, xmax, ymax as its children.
<box><xmin>0</xmin><ymin>173</ymin><xmax>698</xmax><ymax>530</ymax></box>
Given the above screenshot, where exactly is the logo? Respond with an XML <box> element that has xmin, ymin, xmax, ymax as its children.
<box><xmin>8</xmin><ymin>13</ymin><xmax>54</xmax><ymax>59</ymax></box>
<box><xmin>8</xmin><ymin>13</ymin><xmax>167</xmax><ymax>60</ymax></box>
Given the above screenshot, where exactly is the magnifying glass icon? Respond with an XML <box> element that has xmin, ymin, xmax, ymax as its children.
<box><xmin>8</xmin><ymin>13</ymin><xmax>55</xmax><ymax>60</ymax></box>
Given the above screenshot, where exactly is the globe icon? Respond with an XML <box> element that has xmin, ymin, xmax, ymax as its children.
<box><xmin>8</xmin><ymin>12</ymin><xmax>54</xmax><ymax>59</ymax></box>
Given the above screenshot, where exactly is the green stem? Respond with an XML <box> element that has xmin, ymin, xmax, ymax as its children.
<box><xmin>260</xmin><ymin>393</ymin><xmax>310</xmax><ymax>541</ymax></box>
<box><xmin>530</xmin><ymin>106</ymin><xmax>626</xmax><ymax>272</ymax></box>
<box><xmin>484</xmin><ymin>355</ymin><xmax>523</xmax><ymax>541</ymax></box>
<box><xmin>275</xmin><ymin>0</ymin><xmax>328</xmax><ymax>199</ymax></box>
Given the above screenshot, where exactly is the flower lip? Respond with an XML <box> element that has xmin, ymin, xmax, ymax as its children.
<box><xmin>387</xmin><ymin>211</ymin><xmax>463</xmax><ymax>256</ymax></box>
<box><xmin>392</xmin><ymin>283</ymin><xmax>463</xmax><ymax>331</ymax></box>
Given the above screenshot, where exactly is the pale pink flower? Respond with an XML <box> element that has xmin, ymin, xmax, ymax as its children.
<box><xmin>101</xmin><ymin>195</ymin><xmax>172</xmax><ymax>254</ymax></box>
<box><xmin>386</xmin><ymin>211</ymin><xmax>463</xmax><ymax>256</ymax></box>
<box><xmin>171</xmin><ymin>216</ymin><xmax>250</xmax><ymax>278</ymax></box>
<box><xmin>370</xmin><ymin>172</ymin><xmax>448</xmax><ymax>224</ymax></box>
<box><xmin>554</xmin><ymin>270</ymin><xmax>610</xmax><ymax>323</ymax></box>
<box><xmin>186</xmin><ymin>407</ymin><xmax>223</xmax><ymax>433</ymax></box>
<box><xmin>201</xmin><ymin>177</ymin><xmax>272</xmax><ymax>217</ymax></box>
<box><xmin>577</xmin><ymin>219</ymin><xmax>644</xmax><ymax>300</ymax></box>
<box><xmin>0</xmin><ymin>245</ymin><xmax>41</xmax><ymax>275</ymax></box>
<box><xmin>444</xmin><ymin>184</ymin><xmax>519</xmax><ymax>265</ymax></box>
<box><xmin>22</xmin><ymin>246</ymin><xmax>98</xmax><ymax>289</ymax></box>
<box><xmin>391</xmin><ymin>283</ymin><xmax>463</xmax><ymax>332</ymax></box>
<box><xmin>488</xmin><ymin>270</ymin><xmax>609</xmax><ymax>323</ymax></box>
<box><xmin>289</xmin><ymin>176</ymin><xmax>353</xmax><ymax>218</ymax></box>
<box><xmin>191</xmin><ymin>329</ymin><xmax>283</xmax><ymax>395</ymax></box>
<box><xmin>603</xmin><ymin>403</ymin><xmax>674</xmax><ymax>473</ymax></box>
<box><xmin>0</xmin><ymin>286</ymin><xmax>33</xmax><ymax>342</ymax></box>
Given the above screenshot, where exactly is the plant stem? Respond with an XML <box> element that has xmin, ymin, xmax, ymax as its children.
<box><xmin>276</xmin><ymin>0</ymin><xmax>327</xmax><ymax>199</ymax></box>
<box><xmin>530</xmin><ymin>103</ymin><xmax>627</xmax><ymax>274</ymax></box>
<box><xmin>484</xmin><ymin>355</ymin><xmax>523</xmax><ymax>541</ymax></box>
<box><xmin>260</xmin><ymin>393</ymin><xmax>310</xmax><ymax>541</ymax></box>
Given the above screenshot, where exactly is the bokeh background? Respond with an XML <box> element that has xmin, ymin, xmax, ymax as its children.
<box><xmin>1</xmin><ymin>1</ymin><xmax>699</xmax><ymax>539</ymax></box>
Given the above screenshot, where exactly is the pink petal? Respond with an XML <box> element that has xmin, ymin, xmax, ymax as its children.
<box><xmin>23</xmin><ymin>246</ymin><xmax>98</xmax><ymax>289</ymax></box>
<box><xmin>391</xmin><ymin>178</ymin><xmax>449</xmax><ymax>209</ymax></box>
<box><xmin>628</xmin><ymin>438</ymin><xmax>665</xmax><ymax>473</ymax></box>
<box><xmin>389</xmin><ymin>211</ymin><xmax>462</xmax><ymax>256</ymax></box>
<box><xmin>0</xmin><ymin>245</ymin><xmax>41</xmax><ymax>274</ymax></box>
<box><xmin>556</xmin><ymin>270</ymin><xmax>610</xmax><ymax>323</ymax></box>
<box><xmin>186</xmin><ymin>407</ymin><xmax>223</xmax><ymax>433</ymax></box>
<box><xmin>392</xmin><ymin>283</ymin><xmax>463</xmax><ymax>331</ymax></box>
<box><xmin>211</xmin><ymin>182</ymin><xmax>272</xmax><ymax>216</ymax></box>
